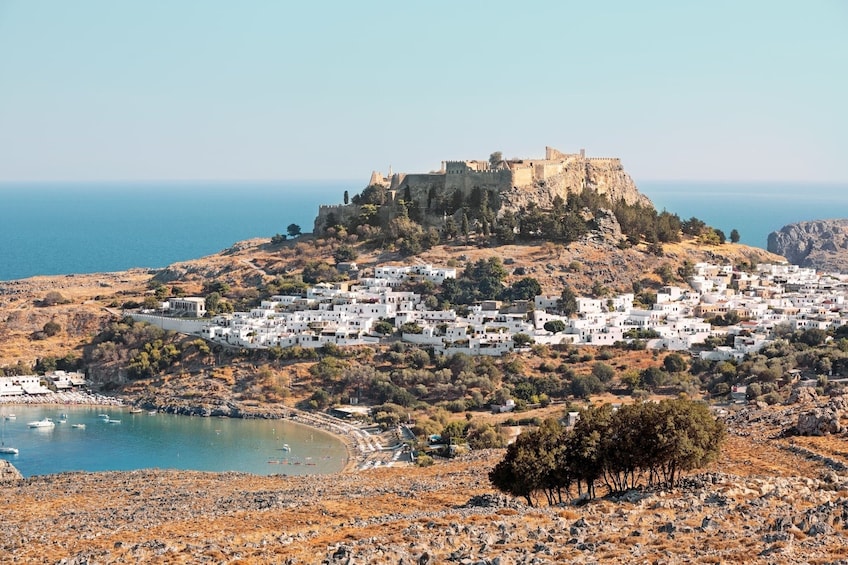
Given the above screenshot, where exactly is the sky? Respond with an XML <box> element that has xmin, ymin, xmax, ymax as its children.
<box><xmin>0</xmin><ymin>1</ymin><xmax>846</xmax><ymax>183</ymax></box>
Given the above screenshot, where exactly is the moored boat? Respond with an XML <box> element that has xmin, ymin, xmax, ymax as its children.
<box><xmin>71</xmin><ymin>423</ymin><xmax>86</xmax><ymax>429</ymax></box>
<box><xmin>28</xmin><ymin>418</ymin><xmax>55</xmax><ymax>428</ymax></box>
<box><xmin>0</xmin><ymin>446</ymin><xmax>18</xmax><ymax>455</ymax></box>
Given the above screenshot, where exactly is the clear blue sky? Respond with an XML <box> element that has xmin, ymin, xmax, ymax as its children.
<box><xmin>0</xmin><ymin>1</ymin><xmax>845</xmax><ymax>183</ymax></box>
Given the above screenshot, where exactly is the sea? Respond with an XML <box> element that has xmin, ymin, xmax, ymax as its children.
<box><xmin>1</xmin><ymin>180</ymin><xmax>847</xmax><ymax>282</ymax></box>
<box><xmin>0</xmin><ymin>406</ymin><xmax>346</xmax><ymax>477</ymax></box>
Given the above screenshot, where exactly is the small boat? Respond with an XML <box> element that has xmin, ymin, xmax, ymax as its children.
<box><xmin>129</xmin><ymin>408</ymin><xmax>143</xmax><ymax>414</ymax></box>
<box><xmin>71</xmin><ymin>423</ymin><xmax>86</xmax><ymax>429</ymax></box>
<box><xmin>98</xmin><ymin>413</ymin><xmax>110</xmax><ymax>419</ymax></box>
<box><xmin>4</xmin><ymin>414</ymin><xmax>15</xmax><ymax>420</ymax></box>
<box><xmin>0</xmin><ymin>446</ymin><xmax>18</xmax><ymax>455</ymax></box>
<box><xmin>148</xmin><ymin>410</ymin><xmax>157</xmax><ymax>415</ymax></box>
<box><xmin>28</xmin><ymin>418</ymin><xmax>55</xmax><ymax>428</ymax></box>
<box><xmin>282</xmin><ymin>444</ymin><xmax>291</xmax><ymax>452</ymax></box>
<box><xmin>58</xmin><ymin>414</ymin><xmax>68</xmax><ymax>423</ymax></box>
<box><xmin>107</xmin><ymin>419</ymin><xmax>121</xmax><ymax>424</ymax></box>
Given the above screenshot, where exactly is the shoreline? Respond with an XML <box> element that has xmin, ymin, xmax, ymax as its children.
<box><xmin>0</xmin><ymin>392</ymin><xmax>385</xmax><ymax>475</ymax></box>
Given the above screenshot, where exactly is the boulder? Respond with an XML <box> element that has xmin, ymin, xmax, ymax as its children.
<box><xmin>0</xmin><ymin>460</ymin><xmax>23</xmax><ymax>482</ymax></box>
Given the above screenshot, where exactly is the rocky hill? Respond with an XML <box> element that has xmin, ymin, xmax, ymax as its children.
<box><xmin>768</xmin><ymin>219</ymin><xmax>848</xmax><ymax>272</ymax></box>
<box><xmin>3</xmin><ymin>394</ymin><xmax>848</xmax><ymax>563</ymax></box>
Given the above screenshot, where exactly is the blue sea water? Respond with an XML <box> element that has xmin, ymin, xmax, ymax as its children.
<box><xmin>1</xmin><ymin>180</ymin><xmax>847</xmax><ymax>281</ymax></box>
<box><xmin>641</xmin><ymin>181</ymin><xmax>848</xmax><ymax>249</ymax></box>
<box><xmin>0</xmin><ymin>180</ymin><xmax>353</xmax><ymax>281</ymax></box>
<box><xmin>0</xmin><ymin>406</ymin><xmax>346</xmax><ymax>477</ymax></box>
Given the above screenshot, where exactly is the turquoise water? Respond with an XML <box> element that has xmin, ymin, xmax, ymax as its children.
<box><xmin>0</xmin><ymin>406</ymin><xmax>346</xmax><ymax>477</ymax></box>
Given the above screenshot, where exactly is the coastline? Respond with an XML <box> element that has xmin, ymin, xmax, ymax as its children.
<box><xmin>0</xmin><ymin>391</ymin><xmax>385</xmax><ymax>475</ymax></box>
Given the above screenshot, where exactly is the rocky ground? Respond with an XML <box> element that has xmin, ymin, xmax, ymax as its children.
<box><xmin>3</xmin><ymin>394</ymin><xmax>848</xmax><ymax>564</ymax></box>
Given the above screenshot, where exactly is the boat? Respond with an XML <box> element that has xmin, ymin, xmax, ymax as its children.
<box><xmin>4</xmin><ymin>414</ymin><xmax>15</xmax><ymax>420</ymax></box>
<box><xmin>28</xmin><ymin>418</ymin><xmax>55</xmax><ymax>428</ymax></box>
<box><xmin>107</xmin><ymin>419</ymin><xmax>121</xmax><ymax>424</ymax></box>
<box><xmin>71</xmin><ymin>423</ymin><xmax>86</xmax><ymax>429</ymax></box>
<box><xmin>129</xmin><ymin>408</ymin><xmax>143</xmax><ymax>414</ymax></box>
<box><xmin>282</xmin><ymin>444</ymin><xmax>291</xmax><ymax>452</ymax></box>
<box><xmin>98</xmin><ymin>413</ymin><xmax>110</xmax><ymax>419</ymax></box>
<box><xmin>148</xmin><ymin>410</ymin><xmax>157</xmax><ymax>415</ymax></box>
<box><xmin>1</xmin><ymin>414</ymin><xmax>17</xmax><ymax>454</ymax></box>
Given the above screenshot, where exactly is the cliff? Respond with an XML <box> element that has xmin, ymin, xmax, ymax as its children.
<box><xmin>767</xmin><ymin>219</ymin><xmax>848</xmax><ymax>272</ymax></box>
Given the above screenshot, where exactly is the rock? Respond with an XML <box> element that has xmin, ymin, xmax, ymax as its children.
<box><xmin>0</xmin><ymin>460</ymin><xmax>23</xmax><ymax>482</ymax></box>
<box><xmin>796</xmin><ymin>407</ymin><xmax>844</xmax><ymax>436</ymax></box>
<box><xmin>768</xmin><ymin>219</ymin><xmax>848</xmax><ymax>271</ymax></box>
<box><xmin>788</xmin><ymin>386</ymin><xmax>819</xmax><ymax>405</ymax></box>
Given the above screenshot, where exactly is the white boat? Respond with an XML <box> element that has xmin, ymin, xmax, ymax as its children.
<box><xmin>28</xmin><ymin>418</ymin><xmax>55</xmax><ymax>428</ymax></box>
<box><xmin>282</xmin><ymin>444</ymin><xmax>291</xmax><ymax>452</ymax></box>
<box><xmin>147</xmin><ymin>410</ymin><xmax>157</xmax><ymax>415</ymax></box>
<box><xmin>129</xmin><ymin>408</ymin><xmax>143</xmax><ymax>414</ymax></box>
<box><xmin>71</xmin><ymin>423</ymin><xmax>86</xmax><ymax>429</ymax></box>
<box><xmin>107</xmin><ymin>419</ymin><xmax>121</xmax><ymax>424</ymax></box>
<box><xmin>4</xmin><ymin>414</ymin><xmax>15</xmax><ymax>420</ymax></box>
<box><xmin>98</xmin><ymin>413</ymin><xmax>109</xmax><ymax>419</ymax></box>
<box><xmin>1</xmin><ymin>414</ymin><xmax>16</xmax><ymax>454</ymax></box>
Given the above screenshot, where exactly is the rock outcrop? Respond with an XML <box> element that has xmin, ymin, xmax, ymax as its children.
<box><xmin>767</xmin><ymin>219</ymin><xmax>848</xmax><ymax>272</ymax></box>
<box><xmin>0</xmin><ymin>460</ymin><xmax>23</xmax><ymax>482</ymax></box>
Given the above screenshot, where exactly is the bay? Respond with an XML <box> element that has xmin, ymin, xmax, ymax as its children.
<box><xmin>0</xmin><ymin>406</ymin><xmax>346</xmax><ymax>477</ymax></box>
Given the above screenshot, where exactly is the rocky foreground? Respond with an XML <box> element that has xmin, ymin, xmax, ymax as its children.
<box><xmin>4</xmin><ymin>397</ymin><xmax>848</xmax><ymax>564</ymax></box>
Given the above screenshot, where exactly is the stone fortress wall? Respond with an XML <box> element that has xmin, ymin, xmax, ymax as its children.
<box><xmin>314</xmin><ymin>147</ymin><xmax>651</xmax><ymax>233</ymax></box>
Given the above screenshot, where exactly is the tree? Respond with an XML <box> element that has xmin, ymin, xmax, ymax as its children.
<box><xmin>488</xmin><ymin>151</ymin><xmax>503</xmax><ymax>168</ymax></box>
<box><xmin>663</xmin><ymin>352</ymin><xmax>688</xmax><ymax>374</ymax></box>
<box><xmin>544</xmin><ymin>320</ymin><xmax>566</xmax><ymax>334</ymax></box>
<box><xmin>559</xmin><ymin>285</ymin><xmax>578</xmax><ymax>316</ymax></box>
<box><xmin>343</xmin><ymin>190</ymin><xmax>349</xmax><ymax>205</ymax></box>
<box><xmin>461</xmin><ymin>212</ymin><xmax>470</xmax><ymax>243</ymax></box>
<box><xmin>287</xmin><ymin>223</ymin><xmax>302</xmax><ymax>238</ymax></box>
<box><xmin>503</xmin><ymin>277</ymin><xmax>542</xmax><ymax>301</ymax></box>
<box><xmin>333</xmin><ymin>245</ymin><xmax>358</xmax><ymax>263</ymax></box>
<box><xmin>42</xmin><ymin>321</ymin><xmax>61</xmax><ymax>337</ymax></box>
<box><xmin>730</xmin><ymin>228</ymin><xmax>740</xmax><ymax>243</ymax></box>
<box><xmin>513</xmin><ymin>333</ymin><xmax>534</xmax><ymax>347</ymax></box>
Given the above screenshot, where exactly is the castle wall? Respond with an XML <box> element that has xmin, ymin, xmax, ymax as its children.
<box><xmin>314</xmin><ymin>203</ymin><xmax>359</xmax><ymax>233</ymax></box>
<box><xmin>511</xmin><ymin>166</ymin><xmax>533</xmax><ymax>187</ymax></box>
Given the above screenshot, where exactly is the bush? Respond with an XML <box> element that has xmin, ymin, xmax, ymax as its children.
<box><xmin>42</xmin><ymin>321</ymin><xmax>61</xmax><ymax>337</ymax></box>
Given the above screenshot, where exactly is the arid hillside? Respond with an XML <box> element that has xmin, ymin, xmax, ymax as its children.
<box><xmin>0</xmin><ymin>235</ymin><xmax>782</xmax><ymax>370</ymax></box>
<box><xmin>2</xmin><ymin>395</ymin><xmax>848</xmax><ymax>564</ymax></box>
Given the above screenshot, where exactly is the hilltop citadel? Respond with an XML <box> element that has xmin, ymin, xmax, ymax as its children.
<box><xmin>315</xmin><ymin>147</ymin><xmax>651</xmax><ymax>233</ymax></box>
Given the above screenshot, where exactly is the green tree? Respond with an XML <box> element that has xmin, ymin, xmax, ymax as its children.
<box><xmin>513</xmin><ymin>333</ymin><xmax>534</xmax><ymax>347</ymax></box>
<box><xmin>343</xmin><ymin>190</ymin><xmax>349</xmax><ymax>205</ymax></box>
<box><xmin>730</xmin><ymin>228</ymin><xmax>740</xmax><ymax>243</ymax></box>
<box><xmin>287</xmin><ymin>223</ymin><xmax>302</xmax><ymax>237</ymax></box>
<box><xmin>488</xmin><ymin>151</ymin><xmax>503</xmax><ymax>168</ymax></box>
<box><xmin>663</xmin><ymin>352</ymin><xmax>688</xmax><ymax>374</ymax></box>
<box><xmin>559</xmin><ymin>285</ymin><xmax>578</xmax><ymax>316</ymax></box>
<box><xmin>503</xmin><ymin>277</ymin><xmax>542</xmax><ymax>301</ymax></box>
<box><xmin>544</xmin><ymin>320</ymin><xmax>566</xmax><ymax>334</ymax></box>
